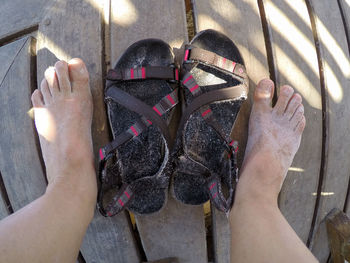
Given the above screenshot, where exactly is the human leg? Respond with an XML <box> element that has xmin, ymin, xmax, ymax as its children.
<box><xmin>230</xmin><ymin>79</ymin><xmax>317</xmax><ymax>262</ymax></box>
<box><xmin>0</xmin><ymin>58</ymin><xmax>97</xmax><ymax>263</ymax></box>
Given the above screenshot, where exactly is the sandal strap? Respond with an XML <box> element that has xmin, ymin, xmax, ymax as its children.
<box><xmin>182</xmin><ymin>72</ymin><xmax>236</xmax><ymax>145</ymax></box>
<box><xmin>106</xmin><ymin>66</ymin><xmax>179</xmax><ymax>83</ymax></box>
<box><xmin>178</xmin><ymin>84</ymin><xmax>247</xmax><ymax>135</ymax></box>
<box><xmin>184</xmin><ymin>45</ymin><xmax>247</xmax><ymax>80</ymax></box>
<box><xmin>105</xmin><ymin>86</ymin><xmax>172</xmax><ymax>145</ymax></box>
<box><xmin>180</xmin><ymin>46</ymin><xmax>248</xmax><ymax>212</ymax></box>
<box><xmin>97</xmin><ymin>164</ymin><xmax>135</xmax><ymax>216</ymax></box>
<box><xmin>100</xmin><ymin>88</ymin><xmax>179</xmax><ymax>157</ymax></box>
<box><xmin>98</xmin><ymin>85</ymin><xmax>175</xmax><ymax>216</ymax></box>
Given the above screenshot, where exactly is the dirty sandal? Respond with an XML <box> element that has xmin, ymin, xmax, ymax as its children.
<box><xmin>98</xmin><ymin>39</ymin><xmax>179</xmax><ymax>216</ymax></box>
<box><xmin>171</xmin><ymin>29</ymin><xmax>248</xmax><ymax>213</ymax></box>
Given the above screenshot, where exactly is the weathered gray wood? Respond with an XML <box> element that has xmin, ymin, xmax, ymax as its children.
<box><xmin>110</xmin><ymin>1</ymin><xmax>207</xmax><ymax>262</ymax></box>
<box><xmin>340</xmin><ymin>0</ymin><xmax>350</xmax><ymax>220</ymax></box>
<box><xmin>263</xmin><ymin>0</ymin><xmax>322</xmax><ymax>243</ymax></box>
<box><xmin>0</xmin><ymin>195</ymin><xmax>8</xmax><ymax>220</ymax></box>
<box><xmin>307</xmin><ymin>1</ymin><xmax>350</xmax><ymax>261</ymax></box>
<box><xmin>0</xmin><ymin>37</ymin><xmax>47</xmax><ymax>211</ymax></box>
<box><xmin>0</xmin><ymin>0</ymin><xmax>54</xmax><ymax>40</ymax></box>
<box><xmin>137</xmin><ymin>197</ymin><xmax>206</xmax><ymax>262</ymax></box>
<box><xmin>339</xmin><ymin>0</ymin><xmax>350</xmax><ymax>44</ymax></box>
<box><xmin>192</xmin><ymin>0</ymin><xmax>269</xmax><ymax>261</ymax></box>
<box><xmin>36</xmin><ymin>1</ymin><xmax>140</xmax><ymax>262</ymax></box>
<box><xmin>0</xmin><ymin>37</ymin><xmax>27</xmax><ymax>83</ymax></box>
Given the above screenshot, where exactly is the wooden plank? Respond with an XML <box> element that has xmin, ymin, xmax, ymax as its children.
<box><xmin>262</xmin><ymin>0</ymin><xmax>322</xmax><ymax>243</ymax></box>
<box><xmin>110</xmin><ymin>1</ymin><xmax>207</xmax><ymax>262</ymax></box>
<box><xmin>0</xmin><ymin>0</ymin><xmax>54</xmax><ymax>40</ymax></box>
<box><xmin>339</xmin><ymin>0</ymin><xmax>350</xmax><ymax>46</ymax></box>
<box><xmin>326</xmin><ymin>208</ymin><xmax>350</xmax><ymax>263</ymax></box>
<box><xmin>36</xmin><ymin>1</ymin><xmax>140</xmax><ymax>262</ymax></box>
<box><xmin>0</xmin><ymin>196</ymin><xmax>7</xmax><ymax>220</ymax></box>
<box><xmin>0</xmin><ymin>37</ymin><xmax>27</xmax><ymax>83</ymax></box>
<box><xmin>0</xmin><ymin>37</ymin><xmax>47</xmax><ymax>211</ymax></box>
<box><xmin>136</xmin><ymin>197</ymin><xmax>206</xmax><ymax>262</ymax></box>
<box><xmin>306</xmin><ymin>0</ymin><xmax>350</xmax><ymax>261</ymax></box>
<box><xmin>192</xmin><ymin>0</ymin><xmax>269</xmax><ymax>261</ymax></box>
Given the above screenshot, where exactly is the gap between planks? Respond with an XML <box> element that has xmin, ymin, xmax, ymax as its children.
<box><xmin>304</xmin><ymin>0</ymin><xmax>328</xmax><ymax>248</ymax></box>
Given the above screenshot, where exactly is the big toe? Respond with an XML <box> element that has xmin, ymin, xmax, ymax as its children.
<box><xmin>254</xmin><ymin>78</ymin><xmax>274</xmax><ymax>106</ymax></box>
<box><xmin>68</xmin><ymin>58</ymin><xmax>90</xmax><ymax>93</ymax></box>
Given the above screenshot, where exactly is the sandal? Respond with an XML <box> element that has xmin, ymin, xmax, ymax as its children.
<box><xmin>98</xmin><ymin>39</ymin><xmax>179</xmax><ymax>216</ymax></box>
<box><xmin>171</xmin><ymin>29</ymin><xmax>248</xmax><ymax>213</ymax></box>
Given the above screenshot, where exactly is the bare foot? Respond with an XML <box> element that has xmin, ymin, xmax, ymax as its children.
<box><xmin>236</xmin><ymin>79</ymin><xmax>306</xmax><ymax>203</ymax></box>
<box><xmin>31</xmin><ymin>58</ymin><xmax>97</xmax><ymax>202</ymax></box>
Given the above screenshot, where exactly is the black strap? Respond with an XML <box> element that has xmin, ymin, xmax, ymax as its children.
<box><xmin>105</xmin><ymin>86</ymin><xmax>172</xmax><ymax>146</ymax></box>
<box><xmin>179</xmin><ymin>46</ymin><xmax>248</xmax><ymax>212</ymax></box>
<box><xmin>98</xmin><ymin>85</ymin><xmax>174</xmax><ymax>216</ymax></box>
<box><xmin>101</xmin><ymin>88</ymin><xmax>178</xmax><ymax>157</ymax></box>
<box><xmin>178</xmin><ymin>84</ymin><xmax>247</xmax><ymax>135</ymax></box>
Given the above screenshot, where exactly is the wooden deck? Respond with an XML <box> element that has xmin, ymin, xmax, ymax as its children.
<box><xmin>0</xmin><ymin>0</ymin><xmax>349</xmax><ymax>262</ymax></box>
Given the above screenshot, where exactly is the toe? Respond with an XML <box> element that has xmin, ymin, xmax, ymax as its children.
<box><xmin>295</xmin><ymin>115</ymin><xmax>306</xmax><ymax>133</ymax></box>
<box><xmin>291</xmin><ymin>104</ymin><xmax>304</xmax><ymax>128</ymax></box>
<box><xmin>54</xmin><ymin>60</ymin><xmax>71</xmax><ymax>95</ymax></box>
<box><xmin>40</xmin><ymin>78</ymin><xmax>52</xmax><ymax>104</ymax></box>
<box><xmin>45</xmin><ymin>67</ymin><xmax>60</xmax><ymax>96</ymax></box>
<box><xmin>273</xmin><ymin>85</ymin><xmax>294</xmax><ymax>115</ymax></box>
<box><xmin>68</xmin><ymin>58</ymin><xmax>89</xmax><ymax>93</ymax></box>
<box><xmin>253</xmin><ymin>78</ymin><xmax>274</xmax><ymax>106</ymax></box>
<box><xmin>31</xmin><ymin>89</ymin><xmax>45</xmax><ymax>107</ymax></box>
<box><xmin>285</xmin><ymin>93</ymin><xmax>302</xmax><ymax>120</ymax></box>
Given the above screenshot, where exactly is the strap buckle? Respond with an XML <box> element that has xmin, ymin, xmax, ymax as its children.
<box><xmin>169</xmin><ymin>64</ymin><xmax>179</xmax><ymax>83</ymax></box>
<box><xmin>183</xmin><ymin>45</ymin><xmax>193</xmax><ymax>64</ymax></box>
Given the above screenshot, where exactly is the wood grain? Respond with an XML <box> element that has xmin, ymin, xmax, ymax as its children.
<box><xmin>0</xmin><ymin>199</ymin><xmax>7</xmax><ymax>220</ymax></box>
<box><xmin>0</xmin><ymin>0</ymin><xmax>53</xmax><ymax>40</ymax></box>
<box><xmin>110</xmin><ymin>1</ymin><xmax>208</xmax><ymax>262</ymax></box>
<box><xmin>0</xmin><ymin>37</ymin><xmax>47</xmax><ymax>211</ymax></box>
<box><xmin>262</xmin><ymin>0</ymin><xmax>322</xmax><ymax>243</ymax></box>
<box><xmin>307</xmin><ymin>0</ymin><xmax>350</xmax><ymax>261</ymax></box>
<box><xmin>0</xmin><ymin>183</ymin><xmax>9</xmax><ymax>220</ymax></box>
<box><xmin>136</xmin><ymin>197</ymin><xmax>206</xmax><ymax>262</ymax></box>
<box><xmin>192</xmin><ymin>0</ymin><xmax>269</xmax><ymax>261</ymax></box>
<box><xmin>36</xmin><ymin>0</ymin><xmax>140</xmax><ymax>262</ymax></box>
<box><xmin>0</xmin><ymin>37</ymin><xmax>27</xmax><ymax>83</ymax></box>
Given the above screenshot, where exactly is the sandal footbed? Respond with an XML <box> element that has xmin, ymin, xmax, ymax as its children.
<box><xmin>106</xmin><ymin>39</ymin><xmax>175</xmax><ymax>214</ymax></box>
<box><xmin>172</xmin><ymin>29</ymin><xmax>245</xmax><ymax>205</ymax></box>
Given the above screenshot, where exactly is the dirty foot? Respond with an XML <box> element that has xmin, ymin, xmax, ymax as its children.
<box><xmin>236</xmin><ymin>78</ymin><xmax>306</xmax><ymax>204</ymax></box>
<box><xmin>31</xmin><ymin>58</ymin><xmax>97</xmax><ymax>202</ymax></box>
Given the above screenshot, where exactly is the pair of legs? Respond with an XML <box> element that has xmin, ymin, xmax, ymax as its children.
<box><xmin>0</xmin><ymin>59</ymin><xmax>317</xmax><ymax>262</ymax></box>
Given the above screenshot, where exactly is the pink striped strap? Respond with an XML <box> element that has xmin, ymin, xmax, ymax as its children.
<box><xmin>106</xmin><ymin>66</ymin><xmax>179</xmax><ymax>82</ymax></box>
<box><xmin>99</xmin><ymin>88</ymin><xmax>179</xmax><ymax>159</ymax></box>
<box><xmin>183</xmin><ymin>45</ymin><xmax>246</xmax><ymax>80</ymax></box>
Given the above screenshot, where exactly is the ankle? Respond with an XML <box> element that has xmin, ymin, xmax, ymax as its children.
<box><xmin>236</xmin><ymin>152</ymin><xmax>285</xmax><ymax>207</ymax></box>
<box><xmin>46</xmin><ymin>164</ymin><xmax>97</xmax><ymax>216</ymax></box>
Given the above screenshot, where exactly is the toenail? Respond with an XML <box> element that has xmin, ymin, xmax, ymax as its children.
<box><xmin>282</xmin><ymin>86</ymin><xmax>293</xmax><ymax>95</ymax></box>
<box><xmin>259</xmin><ymin>82</ymin><xmax>272</xmax><ymax>94</ymax></box>
<box><xmin>55</xmin><ymin>61</ymin><xmax>65</xmax><ymax>69</ymax></box>
<box><xmin>293</xmin><ymin>94</ymin><xmax>302</xmax><ymax>103</ymax></box>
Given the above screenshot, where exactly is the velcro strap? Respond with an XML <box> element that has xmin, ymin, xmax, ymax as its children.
<box><xmin>106</xmin><ymin>66</ymin><xmax>179</xmax><ymax>81</ymax></box>
<box><xmin>184</xmin><ymin>46</ymin><xmax>247</xmax><ymax>80</ymax></box>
